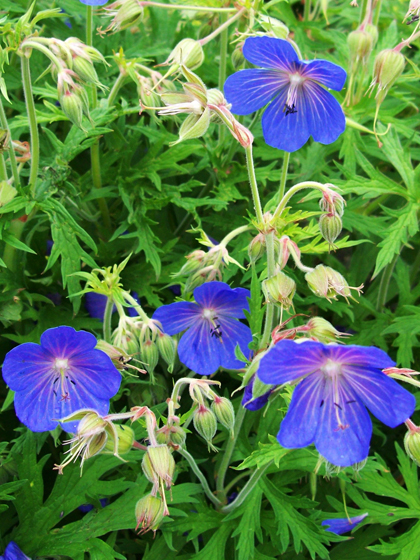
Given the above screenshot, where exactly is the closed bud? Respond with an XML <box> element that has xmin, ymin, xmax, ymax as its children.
<box><xmin>0</xmin><ymin>181</ymin><xmax>16</xmax><ymax>207</ymax></box>
<box><xmin>370</xmin><ymin>49</ymin><xmax>405</xmax><ymax>103</ymax></box>
<box><xmin>211</xmin><ymin>396</ymin><xmax>235</xmax><ymax>436</ymax></box>
<box><xmin>104</xmin><ymin>424</ymin><xmax>134</xmax><ymax>454</ymax></box>
<box><xmin>305</xmin><ymin>317</ymin><xmax>348</xmax><ymax>343</ymax></box>
<box><xmin>157</xmin><ymin>332</ymin><xmax>177</xmax><ymax>373</ymax></box>
<box><xmin>319</xmin><ymin>213</ymin><xmax>342</xmax><ymax>247</ymax></box>
<box><xmin>177</xmin><ymin>249</ymin><xmax>207</xmax><ymax>276</ymax></box>
<box><xmin>364</xmin><ymin>23</ymin><xmax>378</xmax><ymax>47</ymax></box>
<box><xmin>140</xmin><ymin>339</ymin><xmax>159</xmax><ymax>377</ymax></box>
<box><xmin>156</xmin><ymin>424</ymin><xmax>186</xmax><ymax>447</ymax></box>
<box><xmin>348</xmin><ymin>29</ymin><xmax>373</xmax><ymax>65</ymax></box>
<box><xmin>248</xmin><ymin>232</ymin><xmax>266</xmax><ymax>263</ymax></box>
<box><xmin>259</xmin><ymin>15</ymin><xmax>289</xmax><ymax>39</ymax></box>
<box><xmin>262</xmin><ymin>270</ymin><xmax>296</xmax><ymax>310</ymax></box>
<box><xmin>72</xmin><ymin>56</ymin><xmax>100</xmax><ymax>87</ymax></box>
<box><xmin>404</xmin><ymin>427</ymin><xmax>420</xmax><ymax>467</ymax></box>
<box><xmin>142</xmin><ymin>445</ymin><xmax>175</xmax><ymax>489</ymax></box>
<box><xmin>319</xmin><ymin>186</ymin><xmax>345</xmax><ymax>216</ymax></box>
<box><xmin>193</xmin><ymin>405</ymin><xmax>217</xmax><ymax>451</ymax></box>
<box><xmin>231</xmin><ymin>42</ymin><xmax>245</xmax><ymax>70</ymax></box>
<box><xmin>305</xmin><ymin>265</ymin><xmax>363</xmax><ymax>302</ymax></box>
<box><xmin>135</xmin><ymin>494</ymin><xmax>166</xmax><ymax>534</ymax></box>
<box><xmin>60</xmin><ymin>90</ymin><xmax>84</xmax><ymax>130</ymax></box>
<box><xmin>166</xmin><ymin>39</ymin><xmax>204</xmax><ymax>71</ymax></box>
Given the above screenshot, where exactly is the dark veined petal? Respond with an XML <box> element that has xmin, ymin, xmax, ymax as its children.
<box><xmin>13</xmin><ymin>374</ymin><xmax>110</xmax><ymax>432</ymax></box>
<box><xmin>301</xmin><ymin>59</ymin><xmax>347</xmax><ymax>91</ymax></box>
<box><xmin>224</xmin><ymin>69</ymin><xmax>287</xmax><ymax>115</ymax></box>
<box><xmin>261</xmin><ymin>86</ymin><xmax>312</xmax><ymax>153</ymax></box>
<box><xmin>242</xmin><ymin>375</ymin><xmax>272</xmax><ymax>411</ymax></box>
<box><xmin>301</xmin><ymin>82</ymin><xmax>346</xmax><ymax>146</ymax></box>
<box><xmin>315</xmin><ymin>380</ymin><xmax>372</xmax><ymax>467</ymax></box>
<box><xmin>345</xmin><ymin>366</ymin><xmax>415</xmax><ymax>428</ymax></box>
<box><xmin>193</xmin><ymin>282</ymin><xmax>250</xmax><ymax>318</ymax></box>
<box><xmin>1</xmin><ymin>541</ymin><xmax>32</xmax><ymax>560</ymax></box>
<box><xmin>322</xmin><ymin>514</ymin><xmax>368</xmax><ymax>535</ymax></box>
<box><xmin>326</xmin><ymin>344</ymin><xmax>395</xmax><ymax>370</ymax></box>
<box><xmin>258</xmin><ymin>339</ymin><xmax>326</xmax><ymax>385</ymax></box>
<box><xmin>152</xmin><ymin>301</ymin><xmax>200</xmax><ymax>335</ymax></box>
<box><xmin>69</xmin><ymin>349</ymin><xmax>121</xmax><ymax>399</ymax></box>
<box><xmin>79</xmin><ymin>0</ymin><xmax>108</xmax><ymax>5</ymax></box>
<box><xmin>2</xmin><ymin>343</ymin><xmax>53</xmax><ymax>391</ymax></box>
<box><xmin>177</xmin><ymin>316</ymin><xmax>252</xmax><ymax>375</ymax></box>
<box><xmin>277</xmin><ymin>373</ymin><xmax>325</xmax><ymax>448</ymax></box>
<box><xmin>40</xmin><ymin>327</ymin><xmax>97</xmax><ymax>360</ymax></box>
<box><xmin>243</xmin><ymin>36</ymin><xmax>298</xmax><ymax>71</ymax></box>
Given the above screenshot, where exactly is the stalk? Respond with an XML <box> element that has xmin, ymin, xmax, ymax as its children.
<box><xmin>221</xmin><ymin>461</ymin><xmax>272</xmax><ymax>513</ymax></box>
<box><xmin>178</xmin><ymin>447</ymin><xmax>222</xmax><ymax>508</ymax></box>
<box><xmin>260</xmin><ymin>231</ymin><xmax>276</xmax><ymax>348</ymax></box>
<box><xmin>103</xmin><ymin>297</ymin><xmax>114</xmax><ymax>342</ymax></box>
<box><xmin>303</xmin><ymin>0</ymin><xmax>311</xmax><ymax>21</ymax></box>
<box><xmin>272</xmin><ymin>181</ymin><xmax>328</xmax><ymax>221</ymax></box>
<box><xmin>376</xmin><ymin>254</ymin><xmax>399</xmax><ymax>310</ymax></box>
<box><xmin>21</xmin><ymin>55</ymin><xmax>39</xmax><ymax>196</ymax></box>
<box><xmin>140</xmin><ymin>1</ymin><xmax>237</xmax><ymax>12</ymax></box>
<box><xmin>2</xmin><ymin>219</ymin><xmax>26</xmax><ymax>271</ymax></box>
<box><xmin>277</xmin><ymin>151</ymin><xmax>290</xmax><ymax>204</ymax></box>
<box><xmin>107</xmin><ymin>72</ymin><xmax>127</xmax><ymax>107</ymax></box>
<box><xmin>199</xmin><ymin>8</ymin><xmax>245</xmax><ymax>47</ymax></box>
<box><xmin>0</xmin><ymin>96</ymin><xmax>20</xmax><ymax>188</ymax></box>
<box><xmin>0</xmin><ymin>154</ymin><xmax>7</xmax><ymax>181</ymax></box>
<box><xmin>245</xmin><ymin>145</ymin><xmax>264</xmax><ymax>224</ymax></box>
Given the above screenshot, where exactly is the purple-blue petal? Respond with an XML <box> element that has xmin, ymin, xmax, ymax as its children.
<box><xmin>242</xmin><ymin>375</ymin><xmax>272</xmax><ymax>411</ymax></box>
<box><xmin>242</xmin><ymin>36</ymin><xmax>298</xmax><ymax>71</ymax></box>
<box><xmin>224</xmin><ymin>69</ymin><xmax>286</xmax><ymax>115</ymax></box>
<box><xmin>40</xmin><ymin>327</ymin><xmax>97</xmax><ymax>359</ymax></box>
<box><xmin>1</xmin><ymin>542</ymin><xmax>31</xmax><ymax>560</ymax></box>
<box><xmin>85</xmin><ymin>292</ymin><xmax>110</xmax><ymax>320</ymax></box>
<box><xmin>277</xmin><ymin>374</ymin><xmax>325</xmax><ymax>448</ymax></box>
<box><xmin>69</xmin><ymin>349</ymin><xmax>121</xmax><ymax>399</ymax></box>
<box><xmin>193</xmin><ymin>282</ymin><xmax>250</xmax><ymax>318</ymax></box>
<box><xmin>2</xmin><ymin>343</ymin><xmax>53</xmax><ymax>392</ymax></box>
<box><xmin>301</xmin><ymin>82</ymin><xmax>346</xmax><ymax>146</ymax></box>
<box><xmin>315</xmin><ymin>381</ymin><xmax>372</xmax><ymax>466</ymax></box>
<box><xmin>325</xmin><ymin>344</ymin><xmax>395</xmax><ymax>370</ymax></box>
<box><xmin>152</xmin><ymin>301</ymin><xmax>200</xmax><ymax>335</ymax></box>
<box><xmin>346</xmin><ymin>367</ymin><xmax>415</xmax><ymax>428</ymax></box>
<box><xmin>301</xmin><ymin>59</ymin><xmax>347</xmax><ymax>91</ymax></box>
<box><xmin>258</xmin><ymin>339</ymin><xmax>326</xmax><ymax>386</ymax></box>
<box><xmin>78</xmin><ymin>0</ymin><xmax>108</xmax><ymax>5</ymax></box>
<box><xmin>322</xmin><ymin>513</ymin><xmax>368</xmax><ymax>535</ymax></box>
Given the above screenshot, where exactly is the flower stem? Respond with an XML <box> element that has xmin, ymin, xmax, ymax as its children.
<box><xmin>140</xmin><ymin>1</ymin><xmax>237</xmax><ymax>13</ymax></box>
<box><xmin>220</xmin><ymin>461</ymin><xmax>272</xmax><ymax>513</ymax></box>
<box><xmin>107</xmin><ymin>72</ymin><xmax>127</xmax><ymax>107</ymax></box>
<box><xmin>303</xmin><ymin>0</ymin><xmax>311</xmax><ymax>21</ymax></box>
<box><xmin>277</xmin><ymin>151</ymin><xmax>290</xmax><ymax>204</ymax></box>
<box><xmin>86</xmin><ymin>6</ymin><xmax>112</xmax><ymax>231</ymax></box>
<box><xmin>0</xmin><ymin>154</ymin><xmax>7</xmax><ymax>181</ymax></box>
<box><xmin>122</xmin><ymin>291</ymin><xmax>151</xmax><ymax>323</ymax></box>
<box><xmin>373</xmin><ymin>0</ymin><xmax>382</xmax><ymax>25</ymax></box>
<box><xmin>216</xmin><ymin>404</ymin><xmax>246</xmax><ymax>502</ymax></box>
<box><xmin>272</xmin><ymin>181</ymin><xmax>327</xmax><ymax>221</ymax></box>
<box><xmin>260</xmin><ymin>231</ymin><xmax>276</xmax><ymax>348</ymax></box>
<box><xmin>376</xmin><ymin>253</ymin><xmax>399</xmax><ymax>310</ymax></box>
<box><xmin>178</xmin><ymin>447</ymin><xmax>223</xmax><ymax>508</ymax></box>
<box><xmin>220</xmin><ymin>224</ymin><xmax>251</xmax><ymax>247</ymax></box>
<box><xmin>2</xmin><ymin>219</ymin><xmax>26</xmax><ymax>271</ymax></box>
<box><xmin>21</xmin><ymin>54</ymin><xmax>39</xmax><ymax>196</ymax></box>
<box><xmin>0</xmin><ymin>97</ymin><xmax>20</xmax><ymax>189</ymax></box>
<box><xmin>245</xmin><ymin>145</ymin><xmax>264</xmax><ymax>224</ymax></box>
<box><xmin>199</xmin><ymin>8</ymin><xmax>245</xmax><ymax>46</ymax></box>
<box><xmin>103</xmin><ymin>297</ymin><xmax>114</xmax><ymax>342</ymax></box>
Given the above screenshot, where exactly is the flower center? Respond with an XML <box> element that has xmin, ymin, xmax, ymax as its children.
<box><xmin>54</xmin><ymin>358</ymin><xmax>69</xmax><ymax>371</ymax></box>
<box><xmin>202</xmin><ymin>308</ymin><xmax>223</xmax><ymax>341</ymax></box>
<box><xmin>285</xmin><ymin>73</ymin><xmax>305</xmax><ymax>115</ymax></box>
<box><xmin>202</xmin><ymin>308</ymin><xmax>214</xmax><ymax>320</ymax></box>
<box><xmin>321</xmin><ymin>359</ymin><xmax>342</xmax><ymax>378</ymax></box>
<box><xmin>52</xmin><ymin>358</ymin><xmax>76</xmax><ymax>402</ymax></box>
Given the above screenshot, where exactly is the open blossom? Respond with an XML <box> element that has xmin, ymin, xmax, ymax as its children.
<box><xmin>0</xmin><ymin>542</ymin><xmax>31</xmax><ymax>560</ymax></box>
<box><xmin>152</xmin><ymin>282</ymin><xmax>252</xmax><ymax>375</ymax></box>
<box><xmin>257</xmin><ymin>339</ymin><xmax>416</xmax><ymax>466</ymax></box>
<box><xmin>224</xmin><ymin>36</ymin><xmax>346</xmax><ymax>152</ymax></box>
<box><xmin>2</xmin><ymin>327</ymin><xmax>121</xmax><ymax>432</ymax></box>
<box><xmin>322</xmin><ymin>513</ymin><xmax>368</xmax><ymax>534</ymax></box>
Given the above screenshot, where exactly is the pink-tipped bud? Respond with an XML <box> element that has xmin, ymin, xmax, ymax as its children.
<box><xmin>248</xmin><ymin>233</ymin><xmax>266</xmax><ymax>263</ymax></box>
<box><xmin>370</xmin><ymin>49</ymin><xmax>405</xmax><ymax>103</ymax></box>
<box><xmin>304</xmin><ymin>317</ymin><xmax>349</xmax><ymax>343</ymax></box>
<box><xmin>142</xmin><ymin>445</ymin><xmax>175</xmax><ymax>490</ymax></box>
<box><xmin>135</xmin><ymin>494</ymin><xmax>166</xmax><ymax>534</ymax></box>
<box><xmin>348</xmin><ymin>29</ymin><xmax>373</xmax><ymax>66</ymax></box>
<box><xmin>405</xmin><ymin>424</ymin><xmax>420</xmax><ymax>467</ymax></box>
<box><xmin>104</xmin><ymin>424</ymin><xmax>134</xmax><ymax>454</ymax></box>
<box><xmin>60</xmin><ymin>90</ymin><xmax>84</xmax><ymax>130</ymax></box>
<box><xmin>156</xmin><ymin>424</ymin><xmax>186</xmax><ymax>447</ymax></box>
<box><xmin>211</xmin><ymin>396</ymin><xmax>235</xmax><ymax>436</ymax></box>
<box><xmin>262</xmin><ymin>270</ymin><xmax>296</xmax><ymax>310</ymax></box>
<box><xmin>319</xmin><ymin>186</ymin><xmax>345</xmax><ymax>216</ymax></box>
<box><xmin>164</xmin><ymin>39</ymin><xmax>204</xmax><ymax>71</ymax></box>
<box><xmin>193</xmin><ymin>405</ymin><xmax>217</xmax><ymax>451</ymax></box>
<box><xmin>319</xmin><ymin>213</ymin><xmax>342</xmax><ymax>247</ymax></box>
<box><xmin>305</xmin><ymin>264</ymin><xmax>363</xmax><ymax>302</ymax></box>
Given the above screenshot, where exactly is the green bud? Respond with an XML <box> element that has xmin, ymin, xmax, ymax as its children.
<box><xmin>60</xmin><ymin>91</ymin><xmax>84</xmax><ymax>130</ymax></box>
<box><xmin>231</xmin><ymin>42</ymin><xmax>245</xmax><ymax>70</ymax></box>
<box><xmin>305</xmin><ymin>317</ymin><xmax>347</xmax><ymax>343</ymax></box>
<box><xmin>248</xmin><ymin>233</ymin><xmax>266</xmax><ymax>264</ymax></box>
<box><xmin>319</xmin><ymin>213</ymin><xmax>342</xmax><ymax>246</ymax></box>
<box><xmin>156</xmin><ymin>332</ymin><xmax>177</xmax><ymax>373</ymax></box>
<box><xmin>371</xmin><ymin>49</ymin><xmax>405</xmax><ymax>103</ymax></box>
<box><xmin>104</xmin><ymin>424</ymin><xmax>134</xmax><ymax>455</ymax></box>
<box><xmin>142</xmin><ymin>445</ymin><xmax>175</xmax><ymax>489</ymax></box>
<box><xmin>193</xmin><ymin>405</ymin><xmax>217</xmax><ymax>451</ymax></box>
<box><xmin>140</xmin><ymin>339</ymin><xmax>159</xmax><ymax>377</ymax></box>
<box><xmin>167</xmin><ymin>38</ymin><xmax>204</xmax><ymax>71</ymax></box>
<box><xmin>305</xmin><ymin>265</ymin><xmax>362</xmax><ymax>302</ymax></box>
<box><xmin>72</xmin><ymin>56</ymin><xmax>100</xmax><ymax>87</ymax></box>
<box><xmin>405</xmin><ymin>429</ymin><xmax>420</xmax><ymax>467</ymax></box>
<box><xmin>347</xmin><ymin>29</ymin><xmax>373</xmax><ymax>65</ymax></box>
<box><xmin>173</xmin><ymin>108</ymin><xmax>211</xmax><ymax>145</ymax></box>
<box><xmin>135</xmin><ymin>494</ymin><xmax>166</xmax><ymax>534</ymax></box>
<box><xmin>262</xmin><ymin>270</ymin><xmax>296</xmax><ymax>310</ymax></box>
<box><xmin>211</xmin><ymin>397</ymin><xmax>235</xmax><ymax>436</ymax></box>
<box><xmin>0</xmin><ymin>181</ymin><xmax>16</xmax><ymax>208</ymax></box>
<box><xmin>259</xmin><ymin>15</ymin><xmax>289</xmax><ymax>39</ymax></box>
<box><xmin>156</xmin><ymin>425</ymin><xmax>186</xmax><ymax>447</ymax></box>
<box><xmin>364</xmin><ymin>23</ymin><xmax>378</xmax><ymax>47</ymax></box>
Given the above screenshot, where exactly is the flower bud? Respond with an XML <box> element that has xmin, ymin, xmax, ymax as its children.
<box><xmin>347</xmin><ymin>29</ymin><xmax>373</xmax><ymax>65</ymax></box>
<box><xmin>0</xmin><ymin>181</ymin><xmax>16</xmax><ymax>208</ymax></box>
<box><xmin>60</xmin><ymin>90</ymin><xmax>84</xmax><ymax>130</ymax></box>
<box><xmin>211</xmin><ymin>396</ymin><xmax>235</xmax><ymax>436</ymax></box>
<box><xmin>156</xmin><ymin>425</ymin><xmax>186</xmax><ymax>447</ymax></box>
<box><xmin>262</xmin><ymin>270</ymin><xmax>296</xmax><ymax>310</ymax></box>
<box><xmin>364</xmin><ymin>23</ymin><xmax>378</xmax><ymax>47</ymax></box>
<box><xmin>166</xmin><ymin>39</ymin><xmax>204</xmax><ymax>71</ymax></box>
<box><xmin>193</xmin><ymin>405</ymin><xmax>217</xmax><ymax>451</ymax></box>
<box><xmin>319</xmin><ymin>213</ymin><xmax>342</xmax><ymax>247</ymax></box>
<box><xmin>140</xmin><ymin>339</ymin><xmax>159</xmax><ymax>377</ymax></box>
<box><xmin>370</xmin><ymin>49</ymin><xmax>405</xmax><ymax>103</ymax></box>
<box><xmin>231</xmin><ymin>42</ymin><xmax>245</xmax><ymax>70</ymax></box>
<box><xmin>248</xmin><ymin>233</ymin><xmax>266</xmax><ymax>263</ymax></box>
<box><xmin>259</xmin><ymin>15</ymin><xmax>289</xmax><ymax>39</ymax></box>
<box><xmin>405</xmin><ymin>428</ymin><xmax>420</xmax><ymax>467</ymax></box>
<box><xmin>104</xmin><ymin>424</ymin><xmax>134</xmax><ymax>455</ymax></box>
<box><xmin>319</xmin><ymin>186</ymin><xmax>345</xmax><ymax>217</ymax></box>
<box><xmin>142</xmin><ymin>445</ymin><xmax>175</xmax><ymax>489</ymax></box>
<box><xmin>305</xmin><ymin>265</ymin><xmax>362</xmax><ymax>302</ymax></box>
<box><xmin>156</xmin><ymin>332</ymin><xmax>177</xmax><ymax>373</ymax></box>
<box><xmin>135</xmin><ymin>494</ymin><xmax>166</xmax><ymax>534</ymax></box>
<box><xmin>304</xmin><ymin>317</ymin><xmax>348</xmax><ymax>343</ymax></box>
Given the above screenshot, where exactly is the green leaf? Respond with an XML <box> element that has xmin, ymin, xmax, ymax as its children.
<box><xmin>192</xmin><ymin>522</ymin><xmax>233</xmax><ymax>560</ymax></box>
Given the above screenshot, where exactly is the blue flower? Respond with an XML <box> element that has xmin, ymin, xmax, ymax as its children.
<box><xmin>257</xmin><ymin>340</ymin><xmax>416</xmax><ymax>466</ymax></box>
<box><xmin>224</xmin><ymin>36</ymin><xmax>347</xmax><ymax>153</ymax></box>
<box><xmin>242</xmin><ymin>374</ymin><xmax>273</xmax><ymax>411</ymax></box>
<box><xmin>152</xmin><ymin>281</ymin><xmax>252</xmax><ymax>375</ymax></box>
<box><xmin>79</xmin><ymin>0</ymin><xmax>108</xmax><ymax>5</ymax></box>
<box><xmin>322</xmin><ymin>513</ymin><xmax>368</xmax><ymax>535</ymax></box>
<box><xmin>0</xmin><ymin>542</ymin><xmax>31</xmax><ymax>560</ymax></box>
<box><xmin>85</xmin><ymin>292</ymin><xmax>140</xmax><ymax>320</ymax></box>
<box><xmin>2</xmin><ymin>326</ymin><xmax>121</xmax><ymax>433</ymax></box>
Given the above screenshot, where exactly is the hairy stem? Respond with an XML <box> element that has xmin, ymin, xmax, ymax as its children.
<box><xmin>220</xmin><ymin>224</ymin><xmax>251</xmax><ymax>247</ymax></box>
<box><xmin>2</xmin><ymin>219</ymin><xmax>26</xmax><ymax>271</ymax></box>
<box><xmin>260</xmin><ymin>231</ymin><xmax>276</xmax><ymax>348</ymax></box>
<box><xmin>178</xmin><ymin>447</ymin><xmax>223</xmax><ymax>508</ymax></box>
<box><xmin>272</xmin><ymin>181</ymin><xmax>327</xmax><ymax>221</ymax></box>
<box><xmin>0</xmin><ymin>97</ymin><xmax>20</xmax><ymax>188</ymax></box>
<box><xmin>107</xmin><ymin>72</ymin><xmax>127</xmax><ymax>107</ymax></box>
<box><xmin>277</xmin><ymin>151</ymin><xmax>290</xmax><ymax>204</ymax></box>
<box><xmin>103</xmin><ymin>297</ymin><xmax>114</xmax><ymax>342</ymax></box>
<box><xmin>245</xmin><ymin>145</ymin><xmax>264</xmax><ymax>223</ymax></box>
<box><xmin>221</xmin><ymin>461</ymin><xmax>272</xmax><ymax>513</ymax></box>
<box><xmin>140</xmin><ymin>1</ymin><xmax>237</xmax><ymax>12</ymax></box>
<box><xmin>303</xmin><ymin>0</ymin><xmax>311</xmax><ymax>21</ymax></box>
<box><xmin>216</xmin><ymin>405</ymin><xmax>246</xmax><ymax>502</ymax></box>
<box><xmin>21</xmin><ymin>55</ymin><xmax>39</xmax><ymax>196</ymax></box>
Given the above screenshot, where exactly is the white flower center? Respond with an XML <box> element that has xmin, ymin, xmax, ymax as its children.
<box><xmin>202</xmin><ymin>308</ymin><xmax>214</xmax><ymax>320</ymax></box>
<box><xmin>321</xmin><ymin>359</ymin><xmax>342</xmax><ymax>378</ymax></box>
<box><xmin>55</xmin><ymin>358</ymin><xmax>69</xmax><ymax>371</ymax></box>
<box><xmin>285</xmin><ymin>73</ymin><xmax>305</xmax><ymax>113</ymax></box>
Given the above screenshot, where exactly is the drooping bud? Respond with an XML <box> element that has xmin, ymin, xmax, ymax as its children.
<box><xmin>262</xmin><ymin>270</ymin><xmax>296</xmax><ymax>310</ymax></box>
<box><xmin>319</xmin><ymin>213</ymin><xmax>342</xmax><ymax>247</ymax></box>
<box><xmin>369</xmin><ymin>48</ymin><xmax>405</xmax><ymax>104</ymax></box>
<box><xmin>258</xmin><ymin>15</ymin><xmax>289</xmax><ymax>39</ymax></box>
<box><xmin>404</xmin><ymin>0</ymin><xmax>420</xmax><ymax>22</ymax></box>
<box><xmin>193</xmin><ymin>405</ymin><xmax>217</xmax><ymax>451</ymax></box>
<box><xmin>347</xmin><ymin>29</ymin><xmax>373</xmax><ymax>66</ymax></box>
<box><xmin>156</xmin><ymin>424</ymin><xmax>186</xmax><ymax>448</ymax></box>
<box><xmin>100</xmin><ymin>0</ymin><xmax>144</xmax><ymax>35</ymax></box>
<box><xmin>140</xmin><ymin>339</ymin><xmax>159</xmax><ymax>378</ymax></box>
<box><xmin>304</xmin><ymin>317</ymin><xmax>350</xmax><ymax>343</ymax></box>
<box><xmin>156</xmin><ymin>332</ymin><xmax>177</xmax><ymax>373</ymax></box>
<box><xmin>404</xmin><ymin>421</ymin><xmax>420</xmax><ymax>466</ymax></box>
<box><xmin>164</xmin><ymin>39</ymin><xmax>204</xmax><ymax>71</ymax></box>
<box><xmin>305</xmin><ymin>264</ymin><xmax>363</xmax><ymax>302</ymax></box>
<box><xmin>0</xmin><ymin>181</ymin><xmax>16</xmax><ymax>207</ymax></box>
<box><xmin>248</xmin><ymin>232</ymin><xmax>266</xmax><ymax>263</ymax></box>
<box><xmin>319</xmin><ymin>186</ymin><xmax>345</xmax><ymax>217</ymax></box>
<box><xmin>211</xmin><ymin>396</ymin><xmax>235</xmax><ymax>437</ymax></box>
<box><xmin>135</xmin><ymin>494</ymin><xmax>166</xmax><ymax>534</ymax></box>
<box><xmin>142</xmin><ymin>445</ymin><xmax>175</xmax><ymax>490</ymax></box>
<box><xmin>72</xmin><ymin>56</ymin><xmax>102</xmax><ymax>88</ymax></box>
<box><xmin>278</xmin><ymin>235</ymin><xmax>300</xmax><ymax>269</ymax></box>
<box><xmin>104</xmin><ymin>424</ymin><xmax>135</xmax><ymax>455</ymax></box>
<box><xmin>364</xmin><ymin>23</ymin><xmax>378</xmax><ymax>47</ymax></box>
<box><xmin>231</xmin><ymin>42</ymin><xmax>245</xmax><ymax>70</ymax></box>
<box><xmin>60</xmin><ymin>90</ymin><xmax>85</xmax><ymax>130</ymax></box>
